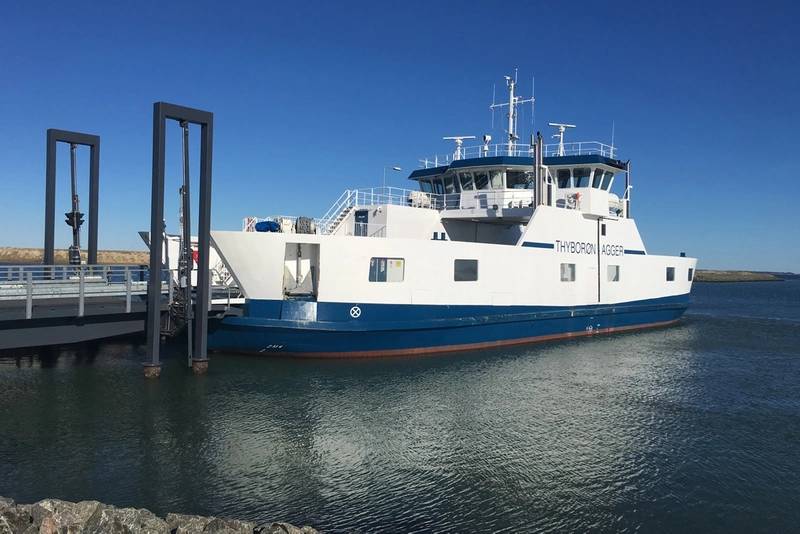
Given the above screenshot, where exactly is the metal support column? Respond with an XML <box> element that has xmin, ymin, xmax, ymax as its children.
<box><xmin>44</xmin><ymin>130</ymin><xmax>100</xmax><ymax>265</ymax></box>
<box><xmin>624</xmin><ymin>160</ymin><xmax>631</xmax><ymax>218</ymax></box>
<box><xmin>180</xmin><ymin>121</ymin><xmax>193</xmax><ymax>368</ymax></box>
<box><xmin>533</xmin><ymin>131</ymin><xmax>543</xmax><ymax>206</ymax></box>
<box><xmin>145</xmin><ymin>102</ymin><xmax>213</xmax><ymax>378</ymax></box>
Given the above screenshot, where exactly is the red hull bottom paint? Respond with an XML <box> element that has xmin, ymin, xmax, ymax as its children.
<box><xmin>216</xmin><ymin>318</ymin><xmax>682</xmax><ymax>359</ymax></box>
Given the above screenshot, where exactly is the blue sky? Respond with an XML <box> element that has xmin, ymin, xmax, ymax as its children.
<box><xmin>1</xmin><ymin>0</ymin><xmax>798</xmax><ymax>271</ymax></box>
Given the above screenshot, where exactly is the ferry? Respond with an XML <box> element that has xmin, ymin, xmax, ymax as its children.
<box><xmin>207</xmin><ymin>75</ymin><xmax>697</xmax><ymax>357</ymax></box>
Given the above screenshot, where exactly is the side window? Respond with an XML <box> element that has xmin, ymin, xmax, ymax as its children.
<box><xmin>557</xmin><ymin>169</ymin><xmax>571</xmax><ymax>188</ymax></box>
<box><xmin>506</xmin><ymin>170</ymin><xmax>530</xmax><ymax>189</ymax></box>
<box><xmin>454</xmin><ymin>259</ymin><xmax>478</xmax><ymax>281</ymax></box>
<box><xmin>666</xmin><ymin>266</ymin><xmax>675</xmax><ymax>281</ymax></box>
<box><xmin>474</xmin><ymin>171</ymin><xmax>489</xmax><ymax>190</ymax></box>
<box><xmin>560</xmin><ymin>263</ymin><xmax>576</xmax><ymax>282</ymax></box>
<box><xmin>608</xmin><ymin>265</ymin><xmax>620</xmax><ymax>282</ymax></box>
<box><xmin>432</xmin><ymin>179</ymin><xmax>445</xmax><ymax>195</ymax></box>
<box><xmin>688</xmin><ymin>268</ymin><xmax>694</xmax><ymax>281</ymax></box>
<box><xmin>369</xmin><ymin>257</ymin><xmax>405</xmax><ymax>282</ymax></box>
<box><xmin>419</xmin><ymin>180</ymin><xmax>432</xmax><ymax>193</ymax></box>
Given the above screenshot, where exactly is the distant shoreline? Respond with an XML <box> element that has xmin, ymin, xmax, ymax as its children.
<box><xmin>0</xmin><ymin>247</ymin><xmax>148</xmax><ymax>265</ymax></box>
<box><xmin>694</xmin><ymin>270</ymin><xmax>785</xmax><ymax>283</ymax></box>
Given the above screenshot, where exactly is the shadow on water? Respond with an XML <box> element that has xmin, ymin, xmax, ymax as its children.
<box><xmin>0</xmin><ymin>283</ymin><xmax>799</xmax><ymax>532</ymax></box>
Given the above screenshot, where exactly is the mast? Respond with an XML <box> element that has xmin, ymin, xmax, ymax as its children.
<box><xmin>490</xmin><ymin>72</ymin><xmax>534</xmax><ymax>156</ymax></box>
<box><xmin>507</xmin><ymin>77</ymin><xmax>516</xmax><ymax>154</ymax></box>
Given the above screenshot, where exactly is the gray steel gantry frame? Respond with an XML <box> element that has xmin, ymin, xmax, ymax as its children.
<box><xmin>144</xmin><ymin>102</ymin><xmax>213</xmax><ymax>377</ymax></box>
<box><xmin>44</xmin><ymin>129</ymin><xmax>100</xmax><ymax>265</ymax></box>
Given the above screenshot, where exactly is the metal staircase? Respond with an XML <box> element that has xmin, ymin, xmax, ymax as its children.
<box><xmin>318</xmin><ymin>190</ymin><xmax>355</xmax><ymax>235</ymax></box>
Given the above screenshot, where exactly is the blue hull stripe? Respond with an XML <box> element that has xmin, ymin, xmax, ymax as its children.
<box><xmin>624</xmin><ymin>249</ymin><xmax>647</xmax><ymax>255</ymax></box>
<box><xmin>522</xmin><ymin>241</ymin><xmax>555</xmax><ymax>249</ymax></box>
<box><xmin>208</xmin><ymin>295</ymin><xmax>690</xmax><ymax>356</ymax></box>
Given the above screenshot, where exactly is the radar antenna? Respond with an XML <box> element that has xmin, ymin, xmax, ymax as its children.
<box><xmin>443</xmin><ymin>135</ymin><xmax>476</xmax><ymax>161</ymax></box>
<box><xmin>490</xmin><ymin>71</ymin><xmax>534</xmax><ymax>156</ymax></box>
<box><xmin>548</xmin><ymin>122</ymin><xmax>576</xmax><ymax>156</ymax></box>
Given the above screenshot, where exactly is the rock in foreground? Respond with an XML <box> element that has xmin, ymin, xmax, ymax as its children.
<box><xmin>0</xmin><ymin>497</ymin><xmax>318</xmax><ymax>534</ymax></box>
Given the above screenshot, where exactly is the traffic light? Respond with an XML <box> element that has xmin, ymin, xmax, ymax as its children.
<box><xmin>65</xmin><ymin>211</ymin><xmax>85</xmax><ymax>228</ymax></box>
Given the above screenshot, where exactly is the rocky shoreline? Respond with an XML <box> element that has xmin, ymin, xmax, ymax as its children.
<box><xmin>0</xmin><ymin>497</ymin><xmax>318</xmax><ymax>534</ymax></box>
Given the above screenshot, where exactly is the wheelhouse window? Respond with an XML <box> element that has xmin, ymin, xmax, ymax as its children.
<box><xmin>506</xmin><ymin>170</ymin><xmax>530</xmax><ymax>189</ymax></box>
<box><xmin>369</xmin><ymin>257</ymin><xmax>405</xmax><ymax>282</ymax></box>
<box><xmin>474</xmin><ymin>171</ymin><xmax>489</xmax><ymax>190</ymax></box>
<box><xmin>454</xmin><ymin>259</ymin><xmax>478</xmax><ymax>281</ymax></box>
<box><xmin>573</xmin><ymin>168</ymin><xmax>591</xmax><ymax>187</ymax></box>
<box><xmin>443</xmin><ymin>174</ymin><xmax>459</xmax><ymax>194</ymax></box>
<box><xmin>601</xmin><ymin>171</ymin><xmax>614</xmax><ymax>190</ymax></box>
<box><xmin>592</xmin><ymin>168</ymin><xmax>604</xmax><ymax>188</ymax></box>
<box><xmin>490</xmin><ymin>170</ymin><xmax>504</xmax><ymax>189</ymax></box>
<box><xmin>608</xmin><ymin>265</ymin><xmax>620</xmax><ymax>282</ymax></box>
<box><xmin>419</xmin><ymin>180</ymin><xmax>433</xmax><ymax>193</ymax></box>
<box><xmin>688</xmin><ymin>268</ymin><xmax>694</xmax><ymax>281</ymax></box>
<box><xmin>557</xmin><ymin>169</ymin><xmax>571</xmax><ymax>188</ymax></box>
<box><xmin>458</xmin><ymin>171</ymin><xmax>474</xmax><ymax>191</ymax></box>
<box><xmin>666</xmin><ymin>267</ymin><xmax>675</xmax><ymax>281</ymax></box>
<box><xmin>432</xmin><ymin>179</ymin><xmax>445</xmax><ymax>195</ymax></box>
<box><xmin>560</xmin><ymin>263</ymin><xmax>576</xmax><ymax>282</ymax></box>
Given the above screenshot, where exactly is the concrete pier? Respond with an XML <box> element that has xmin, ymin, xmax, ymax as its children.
<box><xmin>142</xmin><ymin>363</ymin><xmax>161</xmax><ymax>379</ymax></box>
<box><xmin>191</xmin><ymin>358</ymin><xmax>209</xmax><ymax>375</ymax></box>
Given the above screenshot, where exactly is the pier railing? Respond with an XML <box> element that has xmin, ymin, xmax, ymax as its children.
<box><xmin>0</xmin><ymin>265</ymin><xmax>164</xmax><ymax>319</ymax></box>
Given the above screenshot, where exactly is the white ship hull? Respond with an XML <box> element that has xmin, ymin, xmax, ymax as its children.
<box><xmin>207</xmin><ymin>202</ymin><xmax>696</xmax><ymax>357</ymax></box>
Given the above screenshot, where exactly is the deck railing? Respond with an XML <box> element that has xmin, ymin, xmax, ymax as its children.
<box><xmin>420</xmin><ymin>141</ymin><xmax>616</xmax><ymax>168</ymax></box>
<box><xmin>244</xmin><ymin>182</ymin><xmax>625</xmax><ymax>238</ymax></box>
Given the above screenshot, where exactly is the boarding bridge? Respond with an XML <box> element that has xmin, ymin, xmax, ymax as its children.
<box><xmin>0</xmin><ymin>264</ymin><xmax>240</xmax><ymax>350</ymax></box>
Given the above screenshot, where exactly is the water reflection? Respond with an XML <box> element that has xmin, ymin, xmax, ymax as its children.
<box><xmin>0</xmin><ymin>308</ymin><xmax>798</xmax><ymax>532</ymax></box>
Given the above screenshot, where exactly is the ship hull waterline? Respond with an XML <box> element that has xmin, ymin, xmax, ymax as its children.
<box><xmin>207</xmin><ymin>294</ymin><xmax>689</xmax><ymax>358</ymax></box>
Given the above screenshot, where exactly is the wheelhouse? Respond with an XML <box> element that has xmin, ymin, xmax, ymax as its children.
<box><xmin>408</xmin><ymin>152</ymin><xmax>628</xmax><ymax>218</ymax></box>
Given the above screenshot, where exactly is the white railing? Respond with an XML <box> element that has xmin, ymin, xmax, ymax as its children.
<box><xmin>244</xmin><ymin>183</ymin><xmax>626</xmax><ymax>238</ymax></box>
<box><xmin>421</xmin><ymin>141</ymin><xmax>617</xmax><ymax>168</ymax></box>
<box><xmin>320</xmin><ymin>189</ymin><xmax>354</xmax><ymax>225</ymax></box>
<box><xmin>0</xmin><ymin>264</ymin><xmax>242</xmax><ymax>319</ymax></box>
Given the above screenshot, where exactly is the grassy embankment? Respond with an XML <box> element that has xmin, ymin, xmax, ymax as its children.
<box><xmin>694</xmin><ymin>270</ymin><xmax>782</xmax><ymax>282</ymax></box>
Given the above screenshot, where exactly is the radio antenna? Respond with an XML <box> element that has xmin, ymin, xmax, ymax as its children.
<box><xmin>548</xmin><ymin>122</ymin><xmax>576</xmax><ymax>156</ymax></box>
<box><xmin>531</xmin><ymin>76</ymin><xmax>536</xmax><ymax>134</ymax></box>
<box><xmin>490</xmin><ymin>83</ymin><xmax>496</xmax><ymax>130</ymax></box>
<box><xmin>443</xmin><ymin>135</ymin><xmax>477</xmax><ymax>161</ymax></box>
<box><xmin>610</xmin><ymin>121</ymin><xmax>616</xmax><ymax>158</ymax></box>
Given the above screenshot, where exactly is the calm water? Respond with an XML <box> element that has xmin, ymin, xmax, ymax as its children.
<box><xmin>1</xmin><ymin>282</ymin><xmax>799</xmax><ymax>532</ymax></box>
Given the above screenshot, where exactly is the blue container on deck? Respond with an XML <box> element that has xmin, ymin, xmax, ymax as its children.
<box><xmin>254</xmin><ymin>220</ymin><xmax>280</xmax><ymax>233</ymax></box>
